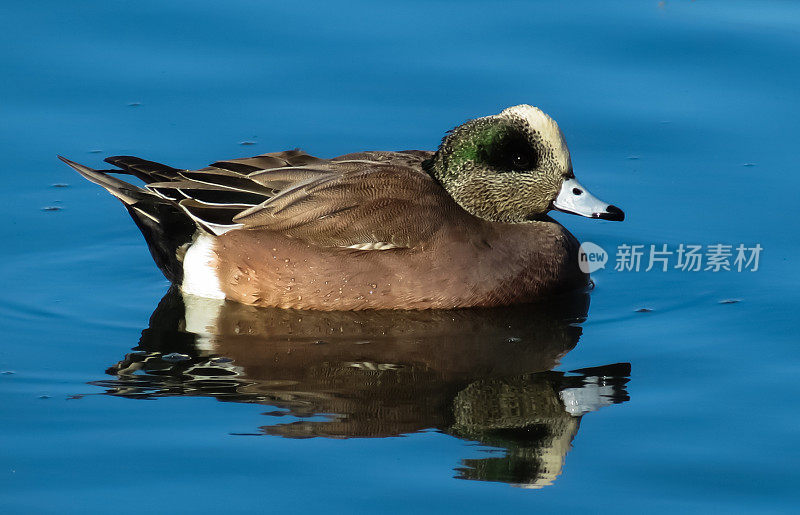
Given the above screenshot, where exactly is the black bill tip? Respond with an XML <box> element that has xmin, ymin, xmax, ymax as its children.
<box><xmin>597</xmin><ymin>204</ymin><xmax>625</xmax><ymax>221</ymax></box>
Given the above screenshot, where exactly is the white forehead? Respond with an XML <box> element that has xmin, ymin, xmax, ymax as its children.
<box><xmin>497</xmin><ymin>104</ymin><xmax>570</xmax><ymax>168</ymax></box>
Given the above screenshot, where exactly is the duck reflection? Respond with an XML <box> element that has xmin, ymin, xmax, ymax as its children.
<box><xmin>92</xmin><ymin>288</ymin><xmax>630</xmax><ymax>489</ymax></box>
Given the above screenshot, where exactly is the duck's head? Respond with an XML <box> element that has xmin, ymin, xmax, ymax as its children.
<box><xmin>427</xmin><ymin>104</ymin><xmax>624</xmax><ymax>223</ymax></box>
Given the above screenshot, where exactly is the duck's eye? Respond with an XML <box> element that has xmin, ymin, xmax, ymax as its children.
<box><xmin>511</xmin><ymin>153</ymin><xmax>531</xmax><ymax>170</ymax></box>
<box><xmin>481</xmin><ymin>129</ymin><xmax>539</xmax><ymax>172</ymax></box>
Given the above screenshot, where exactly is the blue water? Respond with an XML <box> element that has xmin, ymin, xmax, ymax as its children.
<box><xmin>2</xmin><ymin>0</ymin><xmax>799</xmax><ymax>512</ymax></box>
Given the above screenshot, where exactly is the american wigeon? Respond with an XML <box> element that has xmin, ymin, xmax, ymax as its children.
<box><xmin>60</xmin><ymin>105</ymin><xmax>623</xmax><ymax>310</ymax></box>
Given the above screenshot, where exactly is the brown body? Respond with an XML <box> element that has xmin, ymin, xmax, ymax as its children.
<box><xmin>213</xmin><ymin>216</ymin><xmax>585</xmax><ymax>310</ymax></box>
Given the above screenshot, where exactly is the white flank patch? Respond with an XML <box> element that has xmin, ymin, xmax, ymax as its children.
<box><xmin>499</xmin><ymin>104</ymin><xmax>570</xmax><ymax>168</ymax></box>
<box><xmin>181</xmin><ymin>234</ymin><xmax>226</xmax><ymax>299</ymax></box>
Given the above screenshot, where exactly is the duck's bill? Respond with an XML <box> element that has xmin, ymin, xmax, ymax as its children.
<box><xmin>553</xmin><ymin>177</ymin><xmax>624</xmax><ymax>221</ymax></box>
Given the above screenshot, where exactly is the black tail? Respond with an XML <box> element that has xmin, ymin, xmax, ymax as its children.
<box><xmin>58</xmin><ymin>156</ymin><xmax>197</xmax><ymax>283</ymax></box>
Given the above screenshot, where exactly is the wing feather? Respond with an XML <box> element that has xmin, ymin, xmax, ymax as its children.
<box><xmin>233</xmin><ymin>163</ymin><xmax>449</xmax><ymax>249</ymax></box>
<box><xmin>104</xmin><ymin>150</ymin><xmax>447</xmax><ymax>248</ymax></box>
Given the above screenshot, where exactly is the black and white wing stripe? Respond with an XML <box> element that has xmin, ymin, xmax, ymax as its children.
<box><xmin>103</xmin><ymin>152</ymin><xmax>330</xmax><ymax>235</ymax></box>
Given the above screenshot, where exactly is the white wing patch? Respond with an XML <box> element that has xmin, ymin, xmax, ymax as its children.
<box><xmin>344</xmin><ymin>242</ymin><xmax>400</xmax><ymax>251</ymax></box>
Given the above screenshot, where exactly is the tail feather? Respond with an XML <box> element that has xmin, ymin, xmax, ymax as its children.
<box><xmin>58</xmin><ymin>156</ymin><xmax>197</xmax><ymax>283</ymax></box>
<box><xmin>58</xmin><ymin>156</ymin><xmax>144</xmax><ymax>204</ymax></box>
<box><xmin>103</xmin><ymin>155</ymin><xmax>183</xmax><ymax>183</ymax></box>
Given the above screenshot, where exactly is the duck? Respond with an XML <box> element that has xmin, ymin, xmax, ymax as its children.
<box><xmin>59</xmin><ymin>104</ymin><xmax>624</xmax><ymax>310</ymax></box>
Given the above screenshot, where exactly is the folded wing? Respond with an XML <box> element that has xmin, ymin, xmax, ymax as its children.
<box><xmin>105</xmin><ymin>150</ymin><xmax>447</xmax><ymax>250</ymax></box>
